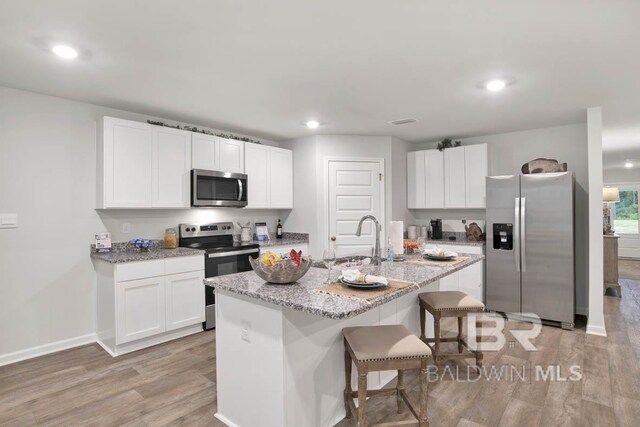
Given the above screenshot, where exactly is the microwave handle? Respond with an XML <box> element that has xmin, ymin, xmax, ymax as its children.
<box><xmin>237</xmin><ymin>179</ymin><xmax>243</xmax><ymax>201</ymax></box>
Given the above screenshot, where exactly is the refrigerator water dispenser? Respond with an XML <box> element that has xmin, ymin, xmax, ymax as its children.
<box><xmin>492</xmin><ymin>223</ymin><xmax>513</xmax><ymax>250</ymax></box>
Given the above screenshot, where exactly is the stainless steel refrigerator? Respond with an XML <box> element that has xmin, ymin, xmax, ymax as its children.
<box><xmin>486</xmin><ymin>172</ymin><xmax>575</xmax><ymax>329</ymax></box>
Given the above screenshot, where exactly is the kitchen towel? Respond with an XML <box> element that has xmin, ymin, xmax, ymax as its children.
<box><xmin>316</xmin><ymin>279</ymin><xmax>416</xmax><ymax>301</ymax></box>
<box><xmin>389</xmin><ymin>221</ymin><xmax>404</xmax><ymax>255</ymax></box>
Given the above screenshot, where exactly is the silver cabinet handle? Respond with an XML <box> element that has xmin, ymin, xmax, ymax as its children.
<box><xmin>521</xmin><ymin>197</ymin><xmax>526</xmax><ymax>273</ymax></box>
<box><xmin>237</xmin><ymin>179</ymin><xmax>244</xmax><ymax>201</ymax></box>
<box><xmin>208</xmin><ymin>248</ymin><xmax>259</xmax><ymax>258</ymax></box>
<box><xmin>514</xmin><ymin>197</ymin><xmax>520</xmax><ymax>273</ymax></box>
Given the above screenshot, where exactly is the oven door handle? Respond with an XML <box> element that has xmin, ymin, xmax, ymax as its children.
<box><xmin>237</xmin><ymin>179</ymin><xmax>243</xmax><ymax>201</ymax></box>
<box><xmin>207</xmin><ymin>248</ymin><xmax>260</xmax><ymax>258</ymax></box>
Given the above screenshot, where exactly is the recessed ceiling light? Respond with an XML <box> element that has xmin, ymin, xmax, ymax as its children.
<box><xmin>625</xmin><ymin>161</ymin><xmax>634</xmax><ymax>168</ymax></box>
<box><xmin>485</xmin><ymin>79</ymin><xmax>506</xmax><ymax>92</ymax></box>
<box><xmin>305</xmin><ymin>120</ymin><xmax>320</xmax><ymax>129</ymax></box>
<box><xmin>52</xmin><ymin>44</ymin><xmax>78</xmax><ymax>59</ymax></box>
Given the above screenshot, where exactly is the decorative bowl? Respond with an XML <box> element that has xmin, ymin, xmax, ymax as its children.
<box><xmin>129</xmin><ymin>239</ymin><xmax>155</xmax><ymax>252</ymax></box>
<box><xmin>249</xmin><ymin>256</ymin><xmax>312</xmax><ymax>284</ymax></box>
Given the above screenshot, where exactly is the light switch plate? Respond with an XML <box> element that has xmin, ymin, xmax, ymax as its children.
<box><xmin>122</xmin><ymin>223</ymin><xmax>131</xmax><ymax>234</ymax></box>
<box><xmin>0</xmin><ymin>213</ymin><xmax>18</xmax><ymax>229</ymax></box>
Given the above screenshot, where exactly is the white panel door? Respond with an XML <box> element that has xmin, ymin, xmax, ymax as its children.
<box><xmin>328</xmin><ymin>161</ymin><xmax>382</xmax><ymax>257</ymax></box>
<box><xmin>425</xmin><ymin>149</ymin><xmax>445</xmax><ymax>208</ymax></box>
<box><xmin>152</xmin><ymin>126</ymin><xmax>191</xmax><ymax>208</ymax></box>
<box><xmin>116</xmin><ymin>277</ymin><xmax>166</xmax><ymax>344</ymax></box>
<box><xmin>104</xmin><ymin>117</ymin><xmax>153</xmax><ymax>208</ymax></box>
<box><xmin>407</xmin><ymin>151</ymin><xmax>426</xmax><ymax>209</ymax></box>
<box><xmin>464</xmin><ymin>144</ymin><xmax>488</xmax><ymax>208</ymax></box>
<box><xmin>191</xmin><ymin>133</ymin><xmax>219</xmax><ymax>170</ymax></box>
<box><xmin>219</xmin><ymin>138</ymin><xmax>245</xmax><ymax>173</ymax></box>
<box><xmin>165</xmin><ymin>271</ymin><xmax>205</xmax><ymax>331</ymax></box>
<box><xmin>444</xmin><ymin>146</ymin><xmax>466</xmax><ymax>208</ymax></box>
<box><xmin>269</xmin><ymin>147</ymin><xmax>293</xmax><ymax>208</ymax></box>
<box><xmin>245</xmin><ymin>144</ymin><xmax>270</xmax><ymax>208</ymax></box>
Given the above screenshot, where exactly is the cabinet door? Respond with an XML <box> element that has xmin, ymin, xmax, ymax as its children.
<box><xmin>439</xmin><ymin>271</ymin><xmax>459</xmax><ymax>292</ymax></box>
<box><xmin>444</xmin><ymin>146</ymin><xmax>466</xmax><ymax>208</ymax></box>
<box><xmin>464</xmin><ymin>144</ymin><xmax>488</xmax><ymax>208</ymax></box>
<box><xmin>103</xmin><ymin>117</ymin><xmax>153</xmax><ymax>208</ymax></box>
<box><xmin>245</xmin><ymin>144</ymin><xmax>270</xmax><ymax>208</ymax></box>
<box><xmin>407</xmin><ymin>151</ymin><xmax>426</xmax><ymax>209</ymax></box>
<box><xmin>219</xmin><ymin>138</ymin><xmax>245</xmax><ymax>173</ymax></box>
<box><xmin>191</xmin><ymin>133</ymin><xmax>219</xmax><ymax>170</ymax></box>
<box><xmin>152</xmin><ymin>126</ymin><xmax>191</xmax><ymax>208</ymax></box>
<box><xmin>116</xmin><ymin>277</ymin><xmax>166</xmax><ymax>344</ymax></box>
<box><xmin>165</xmin><ymin>271</ymin><xmax>205</xmax><ymax>331</ymax></box>
<box><xmin>425</xmin><ymin>150</ymin><xmax>444</xmax><ymax>208</ymax></box>
<box><xmin>461</xmin><ymin>261</ymin><xmax>484</xmax><ymax>303</ymax></box>
<box><xmin>269</xmin><ymin>147</ymin><xmax>293</xmax><ymax>208</ymax></box>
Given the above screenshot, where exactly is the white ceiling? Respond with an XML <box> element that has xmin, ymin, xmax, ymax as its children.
<box><xmin>1</xmin><ymin>0</ymin><xmax>639</xmax><ymax>148</ymax></box>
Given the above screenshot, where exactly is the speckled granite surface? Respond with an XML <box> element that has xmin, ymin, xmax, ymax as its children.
<box><xmin>90</xmin><ymin>241</ymin><xmax>204</xmax><ymax>264</ymax></box>
<box><xmin>252</xmin><ymin>232</ymin><xmax>309</xmax><ymax>248</ymax></box>
<box><xmin>206</xmin><ymin>253</ymin><xmax>483</xmax><ymax>319</ymax></box>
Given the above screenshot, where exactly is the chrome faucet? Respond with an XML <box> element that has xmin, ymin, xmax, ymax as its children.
<box><xmin>355</xmin><ymin>215</ymin><xmax>382</xmax><ymax>265</ymax></box>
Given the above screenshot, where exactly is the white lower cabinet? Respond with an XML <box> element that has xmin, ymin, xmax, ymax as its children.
<box><xmin>434</xmin><ymin>244</ymin><xmax>485</xmax><ymax>302</ymax></box>
<box><xmin>165</xmin><ymin>271</ymin><xmax>206</xmax><ymax>331</ymax></box>
<box><xmin>116</xmin><ymin>277</ymin><xmax>166</xmax><ymax>344</ymax></box>
<box><xmin>96</xmin><ymin>255</ymin><xmax>204</xmax><ymax>356</ymax></box>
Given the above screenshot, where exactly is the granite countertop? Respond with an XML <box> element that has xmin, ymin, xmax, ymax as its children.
<box><xmin>252</xmin><ymin>232</ymin><xmax>309</xmax><ymax>249</ymax></box>
<box><xmin>90</xmin><ymin>241</ymin><xmax>204</xmax><ymax>264</ymax></box>
<box><xmin>205</xmin><ymin>253</ymin><xmax>483</xmax><ymax>319</ymax></box>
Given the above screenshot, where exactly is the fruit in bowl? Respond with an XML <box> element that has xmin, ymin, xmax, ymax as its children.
<box><xmin>250</xmin><ymin>249</ymin><xmax>312</xmax><ymax>284</ymax></box>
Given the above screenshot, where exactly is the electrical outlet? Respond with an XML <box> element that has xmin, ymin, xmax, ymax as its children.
<box><xmin>122</xmin><ymin>223</ymin><xmax>131</xmax><ymax>234</ymax></box>
<box><xmin>241</xmin><ymin>320</ymin><xmax>251</xmax><ymax>343</ymax></box>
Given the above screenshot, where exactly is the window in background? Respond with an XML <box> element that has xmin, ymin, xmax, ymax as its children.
<box><xmin>613</xmin><ymin>189</ymin><xmax>639</xmax><ymax>234</ymax></box>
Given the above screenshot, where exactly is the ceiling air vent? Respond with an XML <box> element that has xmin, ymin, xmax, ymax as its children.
<box><xmin>389</xmin><ymin>118</ymin><xmax>418</xmax><ymax>126</ymax></box>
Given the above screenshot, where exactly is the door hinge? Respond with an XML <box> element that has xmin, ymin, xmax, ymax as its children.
<box><xmin>379</xmin><ymin>173</ymin><xmax>383</xmax><ymax>181</ymax></box>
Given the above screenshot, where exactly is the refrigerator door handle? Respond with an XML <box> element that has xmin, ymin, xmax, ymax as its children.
<box><xmin>514</xmin><ymin>197</ymin><xmax>520</xmax><ymax>273</ymax></box>
<box><xmin>521</xmin><ymin>197</ymin><xmax>526</xmax><ymax>272</ymax></box>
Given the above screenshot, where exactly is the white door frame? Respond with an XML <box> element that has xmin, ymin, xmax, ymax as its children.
<box><xmin>322</xmin><ymin>156</ymin><xmax>386</xmax><ymax>253</ymax></box>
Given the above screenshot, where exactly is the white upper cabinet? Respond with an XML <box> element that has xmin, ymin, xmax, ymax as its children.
<box><xmin>219</xmin><ymin>138</ymin><xmax>245</xmax><ymax>174</ymax></box>
<box><xmin>407</xmin><ymin>151</ymin><xmax>426</xmax><ymax>209</ymax></box>
<box><xmin>191</xmin><ymin>134</ymin><xmax>244</xmax><ymax>174</ymax></box>
<box><xmin>464</xmin><ymin>144</ymin><xmax>488</xmax><ymax>208</ymax></box>
<box><xmin>191</xmin><ymin>133</ymin><xmax>218</xmax><ymax>170</ymax></box>
<box><xmin>152</xmin><ymin>126</ymin><xmax>191</xmax><ymax>208</ymax></box>
<box><xmin>245</xmin><ymin>144</ymin><xmax>270</xmax><ymax>208</ymax></box>
<box><xmin>425</xmin><ymin>150</ymin><xmax>444</xmax><ymax>208</ymax></box>
<box><xmin>245</xmin><ymin>144</ymin><xmax>293</xmax><ymax>209</ymax></box>
<box><xmin>98</xmin><ymin>117</ymin><xmax>191</xmax><ymax>209</ymax></box>
<box><xmin>99</xmin><ymin>117</ymin><xmax>154</xmax><ymax>208</ymax></box>
<box><xmin>444</xmin><ymin>146</ymin><xmax>467</xmax><ymax>208</ymax></box>
<box><xmin>269</xmin><ymin>147</ymin><xmax>293</xmax><ymax>209</ymax></box>
<box><xmin>407</xmin><ymin>144</ymin><xmax>487</xmax><ymax>209</ymax></box>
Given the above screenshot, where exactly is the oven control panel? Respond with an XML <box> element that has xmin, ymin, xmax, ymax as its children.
<box><xmin>179</xmin><ymin>222</ymin><xmax>235</xmax><ymax>237</ymax></box>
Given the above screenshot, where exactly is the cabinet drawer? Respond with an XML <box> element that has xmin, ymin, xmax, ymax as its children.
<box><xmin>165</xmin><ymin>255</ymin><xmax>204</xmax><ymax>275</ymax></box>
<box><xmin>116</xmin><ymin>260</ymin><xmax>164</xmax><ymax>282</ymax></box>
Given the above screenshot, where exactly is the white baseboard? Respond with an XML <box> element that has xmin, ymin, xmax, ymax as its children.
<box><xmin>0</xmin><ymin>333</ymin><xmax>97</xmax><ymax>367</ymax></box>
<box><xmin>95</xmin><ymin>339</ymin><xmax>117</xmax><ymax>357</ymax></box>
<box><xmin>214</xmin><ymin>413</ymin><xmax>239</xmax><ymax>427</ymax></box>
<box><xmin>586</xmin><ymin>324</ymin><xmax>607</xmax><ymax>336</ymax></box>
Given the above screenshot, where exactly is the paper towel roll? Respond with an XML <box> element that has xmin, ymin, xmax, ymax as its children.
<box><xmin>389</xmin><ymin>221</ymin><xmax>404</xmax><ymax>255</ymax></box>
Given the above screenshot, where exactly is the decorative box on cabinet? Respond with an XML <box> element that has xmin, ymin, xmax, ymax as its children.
<box><xmin>95</xmin><ymin>255</ymin><xmax>205</xmax><ymax>356</ymax></box>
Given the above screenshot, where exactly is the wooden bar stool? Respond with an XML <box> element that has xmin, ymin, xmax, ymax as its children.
<box><xmin>342</xmin><ymin>324</ymin><xmax>431</xmax><ymax>427</ymax></box>
<box><xmin>418</xmin><ymin>291</ymin><xmax>484</xmax><ymax>367</ymax></box>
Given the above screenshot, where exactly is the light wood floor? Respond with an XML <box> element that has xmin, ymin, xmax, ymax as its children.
<box><xmin>619</xmin><ymin>258</ymin><xmax>640</xmax><ymax>280</ymax></box>
<box><xmin>2</xmin><ymin>280</ymin><xmax>640</xmax><ymax>426</ymax></box>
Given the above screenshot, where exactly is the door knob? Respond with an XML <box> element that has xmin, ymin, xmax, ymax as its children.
<box><xmin>330</xmin><ymin>236</ymin><xmax>336</xmax><ymax>242</ymax></box>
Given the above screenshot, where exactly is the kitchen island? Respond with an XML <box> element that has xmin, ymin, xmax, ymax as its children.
<box><xmin>205</xmin><ymin>253</ymin><xmax>484</xmax><ymax>427</ymax></box>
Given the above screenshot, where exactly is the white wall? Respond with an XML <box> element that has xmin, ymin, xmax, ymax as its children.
<box><xmin>0</xmin><ymin>85</ymin><xmax>284</xmax><ymax>362</ymax></box>
<box><xmin>412</xmin><ymin>123</ymin><xmax>590</xmax><ymax>314</ymax></box>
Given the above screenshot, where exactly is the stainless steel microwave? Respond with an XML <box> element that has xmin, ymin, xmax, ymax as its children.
<box><xmin>191</xmin><ymin>169</ymin><xmax>248</xmax><ymax>208</ymax></box>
